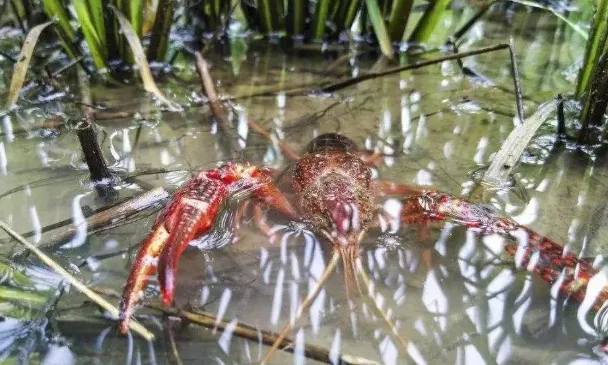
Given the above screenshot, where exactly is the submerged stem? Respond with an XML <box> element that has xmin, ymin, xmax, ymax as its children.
<box><xmin>93</xmin><ymin>286</ymin><xmax>377</xmax><ymax>365</ymax></box>
<box><xmin>77</xmin><ymin>67</ymin><xmax>116</xmax><ymax>200</ymax></box>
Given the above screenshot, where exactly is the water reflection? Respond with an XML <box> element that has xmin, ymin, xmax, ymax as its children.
<box><xmin>0</xmin><ymin>142</ymin><xmax>7</xmax><ymax>176</ymax></box>
<box><xmin>42</xmin><ymin>343</ymin><xmax>76</xmax><ymax>365</ymax></box>
<box><xmin>61</xmin><ymin>194</ymin><xmax>88</xmax><ymax>249</ymax></box>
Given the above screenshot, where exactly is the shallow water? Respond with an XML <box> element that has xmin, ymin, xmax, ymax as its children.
<box><xmin>1</xmin><ymin>8</ymin><xmax>608</xmax><ymax>365</ymax></box>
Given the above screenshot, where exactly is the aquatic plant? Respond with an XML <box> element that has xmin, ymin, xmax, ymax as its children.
<box><xmin>40</xmin><ymin>0</ymin><xmax>149</xmax><ymax>71</ymax></box>
<box><xmin>576</xmin><ymin>0</ymin><xmax>608</xmax><ymax>143</ymax></box>
<box><xmin>19</xmin><ymin>0</ymin><xmax>453</xmax><ymax>68</ymax></box>
<box><xmin>244</xmin><ymin>0</ymin><xmax>443</xmax><ymax>56</ymax></box>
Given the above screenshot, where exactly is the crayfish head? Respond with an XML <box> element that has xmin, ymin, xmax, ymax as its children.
<box><xmin>319</xmin><ymin>200</ymin><xmax>366</xmax><ymax>299</ymax></box>
<box><xmin>305</xmin><ymin>174</ymin><xmax>372</xmax><ymax>250</ymax></box>
<box><xmin>294</xmin><ymin>147</ymin><xmax>374</xmax><ymax>249</ymax></box>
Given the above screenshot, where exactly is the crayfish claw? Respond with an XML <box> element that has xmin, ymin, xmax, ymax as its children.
<box><xmin>118</xmin><ymin>177</ymin><xmax>226</xmax><ymax>334</ymax></box>
<box><xmin>118</xmin><ymin>163</ymin><xmax>292</xmax><ymax>335</ymax></box>
<box><xmin>118</xmin><ymin>224</ymin><xmax>170</xmax><ymax>334</ymax></box>
<box><xmin>157</xmin><ymin>202</ymin><xmax>212</xmax><ymax>307</ymax></box>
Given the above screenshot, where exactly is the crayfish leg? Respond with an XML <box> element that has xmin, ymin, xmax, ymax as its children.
<box><xmin>252</xmin><ymin>178</ymin><xmax>298</xmax><ymax>221</ymax></box>
<box><xmin>375</xmin><ymin>180</ymin><xmax>425</xmax><ymax>197</ymax></box>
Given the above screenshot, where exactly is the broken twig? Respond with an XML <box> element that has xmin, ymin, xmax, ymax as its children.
<box><xmin>35</xmin><ymin>187</ymin><xmax>169</xmax><ymax>252</ymax></box>
<box><xmin>76</xmin><ymin>66</ymin><xmax>116</xmax><ymax>200</ymax></box>
<box><xmin>317</xmin><ymin>44</ymin><xmax>511</xmax><ymax>94</ymax></box>
<box><xmin>92</xmin><ymin>287</ymin><xmax>378</xmax><ymax>365</ymax></box>
<box><xmin>154</xmin><ymin>304</ymin><xmax>380</xmax><ymax>365</ymax></box>
<box><xmin>195</xmin><ymin>51</ymin><xmax>241</xmax><ymax>154</ymax></box>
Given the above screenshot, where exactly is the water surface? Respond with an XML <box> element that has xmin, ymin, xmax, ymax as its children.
<box><xmin>1</xmin><ymin>8</ymin><xmax>607</xmax><ymax>365</ymax></box>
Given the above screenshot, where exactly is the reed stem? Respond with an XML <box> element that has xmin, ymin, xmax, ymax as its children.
<box><xmin>147</xmin><ymin>0</ymin><xmax>173</xmax><ymax>62</ymax></box>
<box><xmin>77</xmin><ymin>67</ymin><xmax>116</xmax><ymax>200</ymax></box>
<box><xmin>387</xmin><ymin>0</ymin><xmax>414</xmax><ymax>42</ymax></box>
<box><xmin>409</xmin><ymin>0</ymin><xmax>451</xmax><ymax>43</ymax></box>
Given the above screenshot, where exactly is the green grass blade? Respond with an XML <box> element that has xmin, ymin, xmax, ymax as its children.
<box><xmin>110</xmin><ymin>6</ymin><xmax>181</xmax><ymax>110</ymax></box>
<box><xmin>329</xmin><ymin>0</ymin><xmax>342</xmax><ymax>21</ymax></box>
<box><xmin>343</xmin><ymin>0</ymin><xmax>361</xmax><ymax>29</ymax></box>
<box><xmin>382</xmin><ymin>0</ymin><xmax>393</xmax><ymax>17</ymax></box>
<box><xmin>272</xmin><ymin>0</ymin><xmax>285</xmax><ymax>31</ymax></box>
<box><xmin>287</xmin><ymin>0</ymin><xmax>309</xmax><ymax>36</ymax></box>
<box><xmin>130</xmin><ymin>0</ymin><xmax>144</xmax><ymax>37</ymax></box>
<box><xmin>6</xmin><ymin>20</ymin><xmax>54</xmax><ymax>110</ymax></box>
<box><xmin>0</xmin><ymin>287</ymin><xmax>48</xmax><ymax>305</ymax></box>
<box><xmin>258</xmin><ymin>0</ymin><xmax>273</xmax><ymax>32</ymax></box>
<box><xmin>213</xmin><ymin>0</ymin><xmax>222</xmax><ymax>22</ymax></box>
<box><xmin>312</xmin><ymin>0</ymin><xmax>330</xmax><ymax>40</ymax></box>
<box><xmin>0</xmin><ymin>261</ymin><xmax>34</xmax><ymax>289</ymax></box>
<box><xmin>359</xmin><ymin>1</ymin><xmax>369</xmax><ymax>34</ymax></box>
<box><xmin>71</xmin><ymin>0</ymin><xmax>107</xmax><ymax>70</ymax></box>
<box><xmin>116</xmin><ymin>0</ymin><xmax>129</xmax><ymax>62</ymax></box>
<box><xmin>41</xmin><ymin>0</ymin><xmax>78</xmax><ymax>58</ymax></box>
<box><xmin>41</xmin><ymin>0</ymin><xmax>74</xmax><ymax>40</ymax></box>
<box><xmin>580</xmin><ymin>51</ymin><xmax>608</xmax><ymax>140</ymax></box>
<box><xmin>333</xmin><ymin>0</ymin><xmax>358</xmax><ymax>30</ymax></box>
<box><xmin>576</xmin><ymin>0</ymin><xmax>608</xmax><ymax>98</ymax></box>
<box><xmin>578</xmin><ymin>4</ymin><xmax>608</xmax><ymax>138</ymax></box>
<box><xmin>387</xmin><ymin>0</ymin><xmax>414</xmax><ymax>42</ymax></box>
<box><xmin>408</xmin><ymin>0</ymin><xmax>451</xmax><ymax>43</ymax></box>
<box><xmin>365</xmin><ymin>0</ymin><xmax>393</xmax><ymax>58</ymax></box>
<box><xmin>88</xmin><ymin>0</ymin><xmax>107</xmax><ymax>49</ymax></box>
<box><xmin>201</xmin><ymin>2</ymin><xmax>216</xmax><ymax>30</ymax></box>
<box><xmin>257</xmin><ymin>0</ymin><xmax>283</xmax><ymax>33</ymax></box>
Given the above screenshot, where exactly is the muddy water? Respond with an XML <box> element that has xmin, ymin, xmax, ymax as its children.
<box><xmin>0</xmin><ymin>9</ymin><xmax>607</xmax><ymax>365</ymax></box>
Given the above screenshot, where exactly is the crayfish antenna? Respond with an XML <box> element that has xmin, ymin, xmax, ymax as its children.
<box><xmin>260</xmin><ymin>250</ymin><xmax>341</xmax><ymax>364</ymax></box>
<box><xmin>355</xmin><ymin>257</ymin><xmax>410</xmax><ymax>357</ymax></box>
<box><xmin>342</xmin><ymin>245</ymin><xmax>362</xmax><ymax>302</ymax></box>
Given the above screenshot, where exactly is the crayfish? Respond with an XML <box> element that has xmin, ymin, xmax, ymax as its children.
<box><xmin>117</xmin><ymin>132</ymin><xmax>608</xmax><ymax>362</ymax></box>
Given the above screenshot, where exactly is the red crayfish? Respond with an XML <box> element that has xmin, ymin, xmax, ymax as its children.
<box><xmin>117</xmin><ymin>132</ymin><xmax>608</xmax><ymax>361</ymax></box>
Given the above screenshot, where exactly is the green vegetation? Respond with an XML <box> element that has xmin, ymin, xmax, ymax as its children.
<box><xmin>0</xmin><ymin>259</ymin><xmax>50</xmax><ymax>320</ymax></box>
<box><xmin>576</xmin><ymin>0</ymin><xmax>608</xmax><ymax>142</ymax></box>
<box><xmin>5</xmin><ymin>0</ymin><xmax>608</xmax><ymax>144</ymax></box>
<box><xmin>244</xmin><ymin>0</ymin><xmax>445</xmax><ymax>56</ymax></box>
<box><xmin>41</xmin><ymin>0</ymin><xmax>151</xmax><ymax>70</ymax></box>
<box><xmin>19</xmin><ymin>0</ymin><xmax>454</xmax><ymax>72</ymax></box>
